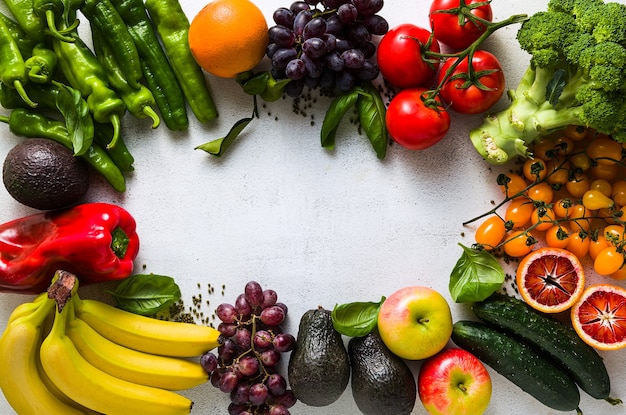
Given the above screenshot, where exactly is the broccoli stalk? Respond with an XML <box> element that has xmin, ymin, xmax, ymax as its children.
<box><xmin>470</xmin><ymin>0</ymin><xmax>626</xmax><ymax>164</ymax></box>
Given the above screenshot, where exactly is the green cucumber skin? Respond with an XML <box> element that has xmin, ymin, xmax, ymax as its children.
<box><xmin>472</xmin><ymin>295</ymin><xmax>610</xmax><ymax>400</ymax></box>
<box><xmin>452</xmin><ymin>320</ymin><xmax>580</xmax><ymax>412</ymax></box>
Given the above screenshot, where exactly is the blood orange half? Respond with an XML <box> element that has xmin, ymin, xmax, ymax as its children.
<box><xmin>571</xmin><ymin>284</ymin><xmax>626</xmax><ymax>351</ymax></box>
<box><xmin>516</xmin><ymin>247</ymin><xmax>585</xmax><ymax>313</ymax></box>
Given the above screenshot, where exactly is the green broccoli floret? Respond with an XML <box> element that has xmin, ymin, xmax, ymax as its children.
<box><xmin>470</xmin><ymin>0</ymin><xmax>626</xmax><ymax>164</ymax></box>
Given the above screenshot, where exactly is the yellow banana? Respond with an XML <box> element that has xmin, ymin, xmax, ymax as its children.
<box><xmin>67</xmin><ymin>317</ymin><xmax>209</xmax><ymax>390</ymax></box>
<box><xmin>74</xmin><ymin>295</ymin><xmax>221</xmax><ymax>357</ymax></box>
<box><xmin>6</xmin><ymin>293</ymin><xmax>48</xmax><ymax>324</ymax></box>
<box><xmin>0</xmin><ymin>297</ymin><xmax>89</xmax><ymax>415</ymax></box>
<box><xmin>40</xmin><ymin>299</ymin><xmax>193</xmax><ymax>415</ymax></box>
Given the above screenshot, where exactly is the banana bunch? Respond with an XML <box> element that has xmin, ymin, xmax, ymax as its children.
<box><xmin>0</xmin><ymin>271</ymin><xmax>222</xmax><ymax>415</ymax></box>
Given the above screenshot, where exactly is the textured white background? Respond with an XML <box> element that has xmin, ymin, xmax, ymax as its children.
<box><xmin>1</xmin><ymin>0</ymin><xmax>625</xmax><ymax>414</ymax></box>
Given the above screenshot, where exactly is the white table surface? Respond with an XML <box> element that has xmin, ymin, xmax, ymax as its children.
<box><xmin>1</xmin><ymin>0</ymin><xmax>625</xmax><ymax>414</ymax></box>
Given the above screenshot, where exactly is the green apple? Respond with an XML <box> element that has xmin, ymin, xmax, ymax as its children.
<box><xmin>377</xmin><ymin>286</ymin><xmax>452</xmax><ymax>360</ymax></box>
<box><xmin>418</xmin><ymin>347</ymin><xmax>492</xmax><ymax>415</ymax></box>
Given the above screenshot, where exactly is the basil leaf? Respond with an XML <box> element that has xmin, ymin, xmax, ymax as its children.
<box><xmin>356</xmin><ymin>82</ymin><xmax>388</xmax><ymax>159</ymax></box>
<box><xmin>107</xmin><ymin>274</ymin><xmax>182</xmax><ymax>316</ymax></box>
<box><xmin>449</xmin><ymin>243</ymin><xmax>505</xmax><ymax>303</ymax></box>
<box><xmin>54</xmin><ymin>82</ymin><xmax>94</xmax><ymax>156</ymax></box>
<box><xmin>331</xmin><ymin>296</ymin><xmax>386</xmax><ymax>337</ymax></box>
<box><xmin>260</xmin><ymin>77</ymin><xmax>290</xmax><ymax>102</ymax></box>
<box><xmin>320</xmin><ymin>88</ymin><xmax>360</xmax><ymax>150</ymax></box>
<box><xmin>195</xmin><ymin>117</ymin><xmax>253</xmax><ymax>156</ymax></box>
<box><xmin>240</xmin><ymin>72</ymin><xmax>270</xmax><ymax>96</ymax></box>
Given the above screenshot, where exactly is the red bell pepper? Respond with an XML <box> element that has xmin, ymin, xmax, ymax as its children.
<box><xmin>0</xmin><ymin>202</ymin><xmax>139</xmax><ymax>293</ymax></box>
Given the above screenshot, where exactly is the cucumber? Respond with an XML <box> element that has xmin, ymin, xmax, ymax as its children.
<box><xmin>452</xmin><ymin>320</ymin><xmax>581</xmax><ymax>412</ymax></box>
<box><xmin>473</xmin><ymin>294</ymin><xmax>615</xmax><ymax>402</ymax></box>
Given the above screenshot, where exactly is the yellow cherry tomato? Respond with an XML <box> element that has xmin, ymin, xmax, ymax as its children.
<box><xmin>545</xmin><ymin>224</ymin><xmax>571</xmax><ymax>249</ymax></box>
<box><xmin>503</xmin><ymin>230</ymin><xmax>535</xmax><ymax>257</ymax></box>
<box><xmin>612</xmin><ymin>180</ymin><xmax>626</xmax><ymax>206</ymax></box>
<box><xmin>474</xmin><ymin>216</ymin><xmax>506</xmax><ymax>250</ymax></box>
<box><xmin>589</xmin><ymin>234</ymin><xmax>610</xmax><ymax>260</ymax></box>
<box><xmin>522</xmin><ymin>158</ymin><xmax>547</xmax><ymax>182</ymax></box>
<box><xmin>526</xmin><ymin>182</ymin><xmax>554</xmax><ymax>204</ymax></box>
<box><xmin>594</xmin><ymin>246</ymin><xmax>625</xmax><ymax>276</ymax></box>
<box><xmin>563</xmin><ymin>125</ymin><xmax>589</xmax><ymax>141</ymax></box>
<box><xmin>586</xmin><ymin>136</ymin><xmax>623</xmax><ymax>165</ymax></box>
<box><xmin>504</xmin><ymin>198</ymin><xmax>534</xmax><ymax>229</ymax></box>
<box><xmin>567</xmin><ymin>231</ymin><xmax>590</xmax><ymax>259</ymax></box>
<box><xmin>531</xmin><ymin>206</ymin><xmax>556</xmax><ymax>231</ymax></box>
<box><xmin>582</xmin><ymin>189</ymin><xmax>615</xmax><ymax>211</ymax></box>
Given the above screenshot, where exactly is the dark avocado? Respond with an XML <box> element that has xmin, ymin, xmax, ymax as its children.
<box><xmin>348</xmin><ymin>331</ymin><xmax>417</xmax><ymax>415</ymax></box>
<box><xmin>3</xmin><ymin>138</ymin><xmax>89</xmax><ymax>210</ymax></box>
<box><xmin>287</xmin><ymin>307</ymin><xmax>350</xmax><ymax>407</ymax></box>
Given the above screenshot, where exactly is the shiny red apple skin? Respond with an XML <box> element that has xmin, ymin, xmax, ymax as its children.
<box><xmin>418</xmin><ymin>347</ymin><xmax>492</xmax><ymax>415</ymax></box>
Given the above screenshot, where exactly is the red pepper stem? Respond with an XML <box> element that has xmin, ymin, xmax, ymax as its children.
<box><xmin>106</xmin><ymin>113</ymin><xmax>121</xmax><ymax>149</ymax></box>
<box><xmin>110</xmin><ymin>227</ymin><xmax>130</xmax><ymax>259</ymax></box>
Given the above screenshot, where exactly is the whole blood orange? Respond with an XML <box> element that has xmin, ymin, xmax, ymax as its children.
<box><xmin>188</xmin><ymin>0</ymin><xmax>269</xmax><ymax>78</ymax></box>
<box><xmin>571</xmin><ymin>284</ymin><xmax>626</xmax><ymax>351</ymax></box>
<box><xmin>516</xmin><ymin>247</ymin><xmax>585</xmax><ymax>313</ymax></box>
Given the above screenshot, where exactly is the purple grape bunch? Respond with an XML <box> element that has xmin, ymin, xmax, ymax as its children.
<box><xmin>201</xmin><ymin>281</ymin><xmax>297</xmax><ymax>415</ymax></box>
<box><xmin>267</xmin><ymin>0</ymin><xmax>389</xmax><ymax>97</ymax></box>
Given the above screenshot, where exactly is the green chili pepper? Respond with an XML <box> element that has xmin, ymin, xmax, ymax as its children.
<box><xmin>0</xmin><ymin>16</ymin><xmax>37</xmax><ymax>108</ymax></box>
<box><xmin>93</xmin><ymin>121</ymin><xmax>134</xmax><ymax>172</ymax></box>
<box><xmin>145</xmin><ymin>0</ymin><xmax>218</xmax><ymax>124</ymax></box>
<box><xmin>108</xmin><ymin>0</ymin><xmax>188</xmax><ymax>131</ymax></box>
<box><xmin>52</xmin><ymin>32</ymin><xmax>126</xmax><ymax>149</ymax></box>
<box><xmin>24</xmin><ymin>43</ymin><xmax>58</xmax><ymax>83</ymax></box>
<box><xmin>33</xmin><ymin>0</ymin><xmax>78</xmax><ymax>42</ymax></box>
<box><xmin>77</xmin><ymin>0</ymin><xmax>142</xmax><ymax>90</ymax></box>
<box><xmin>2</xmin><ymin>0</ymin><xmax>46</xmax><ymax>41</ymax></box>
<box><xmin>91</xmin><ymin>25</ymin><xmax>160</xmax><ymax>128</ymax></box>
<box><xmin>0</xmin><ymin>108</ymin><xmax>126</xmax><ymax>192</ymax></box>
<box><xmin>0</xmin><ymin>12</ymin><xmax>38</xmax><ymax>57</ymax></box>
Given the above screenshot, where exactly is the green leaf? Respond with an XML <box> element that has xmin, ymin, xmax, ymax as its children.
<box><xmin>240</xmin><ymin>72</ymin><xmax>270</xmax><ymax>96</ymax></box>
<box><xmin>195</xmin><ymin>117</ymin><xmax>253</xmax><ymax>156</ymax></box>
<box><xmin>260</xmin><ymin>77</ymin><xmax>290</xmax><ymax>102</ymax></box>
<box><xmin>449</xmin><ymin>243</ymin><xmax>505</xmax><ymax>303</ymax></box>
<box><xmin>320</xmin><ymin>88</ymin><xmax>360</xmax><ymax>150</ymax></box>
<box><xmin>546</xmin><ymin>68</ymin><xmax>567</xmax><ymax>107</ymax></box>
<box><xmin>54</xmin><ymin>82</ymin><xmax>93</xmax><ymax>156</ymax></box>
<box><xmin>356</xmin><ymin>82</ymin><xmax>388</xmax><ymax>159</ymax></box>
<box><xmin>107</xmin><ymin>274</ymin><xmax>182</xmax><ymax>316</ymax></box>
<box><xmin>331</xmin><ymin>296</ymin><xmax>386</xmax><ymax>337</ymax></box>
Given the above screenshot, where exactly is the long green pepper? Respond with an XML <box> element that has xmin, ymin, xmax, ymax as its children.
<box><xmin>0</xmin><ymin>109</ymin><xmax>126</xmax><ymax>192</ymax></box>
<box><xmin>33</xmin><ymin>0</ymin><xmax>77</xmax><ymax>42</ymax></box>
<box><xmin>108</xmin><ymin>0</ymin><xmax>188</xmax><ymax>130</ymax></box>
<box><xmin>0</xmin><ymin>15</ymin><xmax>37</xmax><ymax>107</ymax></box>
<box><xmin>24</xmin><ymin>43</ymin><xmax>58</xmax><ymax>84</ymax></box>
<box><xmin>52</xmin><ymin>33</ymin><xmax>126</xmax><ymax>149</ymax></box>
<box><xmin>145</xmin><ymin>0</ymin><xmax>218</xmax><ymax>123</ymax></box>
<box><xmin>91</xmin><ymin>25</ymin><xmax>160</xmax><ymax>128</ymax></box>
<box><xmin>0</xmin><ymin>12</ymin><xmax>38</xmax><ymax>57</ymax></box>
<box><xmin>76</xmin><ymin>0</ymin><xmax>143</xmax><ymax>90</ymax></box>
<box><xmin>2</xmin><ymin>0</ymin><xmax>46</xmax><ymax>41</ymax></box>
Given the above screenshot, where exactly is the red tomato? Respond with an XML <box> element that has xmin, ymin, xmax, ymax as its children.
<box><xmin>376</xmin><ymin>24</ymin><xmax>440</xmax><ymax>89</ymax></box>
<box><xmin>386</xmin><ymin>88</ymin><xmax>451</xmax><ymax>150</ymax></box>
<box><xmin>437</xmin><ymin>50</ymin><xmax>505</xmax><ymax>114</ymax></box>
<box><xmin>429</xmin><ymin>0</ymin><xmax>493</xmax><ymax>50</ymax></box>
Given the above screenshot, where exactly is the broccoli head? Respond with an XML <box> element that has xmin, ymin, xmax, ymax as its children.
<box><xmin>470</xmin><ymin>0</ymin><xmax>626</xmax><ymax>165</ymax></box>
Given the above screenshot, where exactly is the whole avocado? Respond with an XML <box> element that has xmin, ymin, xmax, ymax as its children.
<box><xmin>3</xmin><ymin>138</ymin><xmax>89</xmax><ymax>210</ymax></box>
<box><xmin>288</xmin><ymin>307</ymin><xmax>350</xmax><ymax>407</ymax></box>
<box><xmin>348</xmin><ymin>331</ymin><xmax>417</xmax><ymax>415</ymax></box>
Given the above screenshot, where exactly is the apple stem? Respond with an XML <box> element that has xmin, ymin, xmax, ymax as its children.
<box><xmin>457</xmin><ymin>383</ymin><xmax>467</xmax><ymax>393</ymax></box>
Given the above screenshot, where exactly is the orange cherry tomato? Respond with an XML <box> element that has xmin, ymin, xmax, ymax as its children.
<box><xmin>553</xmin><ymin>198</ymin><xmax>573</xmax><ymax>218</ymax></box>
<box><xmin>474</xmin><ymin>216</ymin><xmax>506</xmax><ymax>250</ymax></box>
<box><xmin>526</xmin><ymin>182</ymin><xmax>554</xmax><ymax>204</ymax></box>
<box><xmin>594</xmin><ymin>246</ymin><xmax>625</xmax><ymax>276</ymax></box>
<box><xmin>567</xmin><ymin>231</ymin><xmax>590</xmax><ymax>259</ymax></box>
<box><xmin>590</xmin><ymin>163</ymin><xmax>619</xmax><ymax>181</ymax></box>
<box><xmin>589</xmin><ymin>233</ymin><xmax>610</xmax><ymax>260</ymax></box>
<box><xmin>611</xmin><ymin>180</ymin><xmax>626</xmax><ymax>206</ymax></box>
<box><xmin>545</xmin><ymin>159</ymin><xmax>570</xmax><ymax>185</ymax></box>
<box><xmin>504</xmin><ymin>198</ymin><xmax>534</xmax><ymax>229</ymax></box>
<box><xmin>503</xmin><ymin>230</ymin><xmax>535</xmax><ymax>257</ymax></box>
<box><xmin>522</xmin><ymin>158</ymin><xmax>547</xmax><ymax>182</ymax></box>
<box><xmin>531</xmin><ymin>206</ymin><xmax>555</xmax><ymax>231</ymax></box>
<box><xmin>565</xmin><ymin>173</ymin><xmax>591</xmax><ymax>199</ymax></box>
<box><xmin>569</xmin><ymin>204</ymin><xmax>591</xmax><ymax>231</ymax></box>
<box><xmin>563</xmin><ymin>125</ymin><xmax>588</xmax><ymax>141</ymax></box>
<box><xmin>586</xmin><ymin>136</ymin><xmax>622</xmax><ymax>165</ymax></box>
<box><xmin>589</xmin><ymin>179</ymin><xmax>612</xmax><ymax>197</ymax></box>
<box><xmin>499</xmin><ymin>173</ymin><xmax>528</xmax><ymax>199</ymax></box>
<box><xmin>545</xmin><ymin>224</ymin><xmax>571</xmax><ymax>249</ymax></box>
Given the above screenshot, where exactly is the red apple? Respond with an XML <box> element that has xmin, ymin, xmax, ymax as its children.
<box><xmin>418</xmin><ymin>347</ymin><xmax>492</xmax><ymax>415</ymax></box>
<box><xmin>377</xmin><ymin>286</ymin><xmax>453</xmax><ymax>360</ymax></box>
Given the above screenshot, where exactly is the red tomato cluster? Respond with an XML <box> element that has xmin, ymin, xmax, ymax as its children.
<box><xmin>378</xmin><ymin>0</ymin><xmax>505</xmax><ymax>151</ymax></box>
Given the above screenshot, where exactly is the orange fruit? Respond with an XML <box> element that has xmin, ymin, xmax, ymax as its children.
<box><xmin>571</xmin><ymin>284</ymin><xmax>626</xmax><ymax>350</ymax></box>
<box><xmin>188</xmin><ymin>0</ymin><xmax>269</xmax><ymax>78</ymax></box>
<box><xmin>516</xmin><ymin>247</ymin><xmax>585</xmax><ymax>313</ymax></box>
